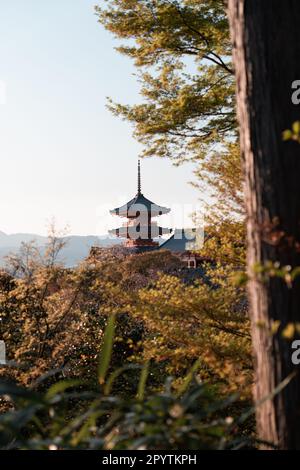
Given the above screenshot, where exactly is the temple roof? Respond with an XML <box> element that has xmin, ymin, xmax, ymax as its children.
<box><xmin>110</xmin><ymin>160</ymin><xmax>170</xmax><ymax>218</ymax></box>
<box><xmin>159</xmin><ymin>229</ymin><xmax>197</xmax><ymax>252</ymax></box>
<box><xmin>110</xmin><ymin>193</ymin><xmax>170</xmax><ymax>217</ymax></box>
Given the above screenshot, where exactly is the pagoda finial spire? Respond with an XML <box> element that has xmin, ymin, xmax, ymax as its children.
<box><xmin>137</xmin><ymin>159</ymin><xmax>141</xmax><ymax>195</ymax></box>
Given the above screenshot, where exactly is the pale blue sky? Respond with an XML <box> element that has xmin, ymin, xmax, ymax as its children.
<box><xmin>0</xmin><ymin>0</ymin><xmax>199</xmax><ymax>236</ymax></box>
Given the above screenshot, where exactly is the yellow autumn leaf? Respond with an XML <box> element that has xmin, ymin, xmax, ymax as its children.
<box><xmin>282</xmin><ymin>323</ymin><xmax>295</xmax><ymax>339</ymax></box>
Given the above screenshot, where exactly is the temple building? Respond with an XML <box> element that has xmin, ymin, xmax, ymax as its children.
<box><xmin>108</xmin><ymin>161</ymin><xmax>172</xmax><ymax>252</ymax></box>
<box><xmin>88</xmin><ymin>161</ymin><xmax>206</xmax><ymax>269</ymax></box>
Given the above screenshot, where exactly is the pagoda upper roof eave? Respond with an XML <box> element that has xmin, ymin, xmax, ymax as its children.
<box><xmin>110</xmin><ymin>193</ymin><xmax>170</xmax><ymax>217</ymax></box>
<box><xmin>110</xmin><ymin>208</ymin><xmax>170</xmax><ymax>217</ymax></box>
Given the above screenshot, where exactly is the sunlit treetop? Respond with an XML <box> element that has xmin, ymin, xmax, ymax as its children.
<box><xmin>96</xmin><ymin>0</ymin><xmax>236</xmax><ymax>163</ymax></box>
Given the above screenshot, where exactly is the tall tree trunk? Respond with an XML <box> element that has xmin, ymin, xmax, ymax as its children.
<box><xmin>228</xmin><ymin>0</ymin><xmax>300</xmax><ymax>449</ymax></box>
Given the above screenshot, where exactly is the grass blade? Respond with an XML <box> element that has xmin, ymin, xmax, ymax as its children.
<box><xmin>98</xmin><ymin>314</ymin><xmax>116</xmax><ymax>386</ymax></box>
<box><xmin>137</xmin><ymin>360</ymin><xmax>150</xmax><ymax>401</ymax></box>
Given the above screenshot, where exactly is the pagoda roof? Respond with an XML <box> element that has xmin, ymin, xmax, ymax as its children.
<box><xmin>109</xmin><ymin>224</ymin><xmax>171</xmax><ymax>238</ymax></box>
<box><xmin>110</xmin><ymin>192</ymin><xmax>170</xmax><ymax>217</ymax></box>
<box><xmin>110</xmin><ymin>160</ymin><xmax>170</xmax><ymax>218</ymax></box>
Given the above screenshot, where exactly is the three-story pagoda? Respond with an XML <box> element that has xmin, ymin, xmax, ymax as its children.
<box><xmin>109</xmin><ymin>161</ymin><xmax>171</xmax><ymax>251</ymax></box>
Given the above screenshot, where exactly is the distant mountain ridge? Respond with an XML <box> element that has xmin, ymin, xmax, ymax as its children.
<box><xmin>0</xmin><ymin>231</ymin><xmax>120</xmax><ymax>267</ymax></box>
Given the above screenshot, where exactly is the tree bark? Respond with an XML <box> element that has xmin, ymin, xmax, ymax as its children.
<box><xmin>228</xmin><ymin>0</ymin><xmax>300</xmax><ymax>449</ymax></box>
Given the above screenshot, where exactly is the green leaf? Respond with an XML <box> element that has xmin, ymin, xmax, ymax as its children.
<box><xmin>71</xmin><ymin>410</ymin><xmax>104</xmax><ymax>446</ymax></box>
<box><xmin>176</xmin><ymin>358</ymin><xmax>202</xmax><ymax>396</ymax></box>
<box><xmin>137</xmin><ymin>360</ymin><xmax>150</xmax><ymax>401</ymax></box>
<box><xmin>291</xmin><ymin>266</ymin><xmax>300</xmax><ymax>280</ymax></box>
<box><xmin>104</xmin><ymin>364</ymin><xmax>140</xmax><ymax>395</ymax></box>
<box><xmin>45</xmin><ymin>379</ymin><xmax>82</xmax><ymax>400</ymax></box>
<box><xmin>98</xmin><ymin>314</ymin><xmax>116</xmax><ymax>386</ymax></box>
